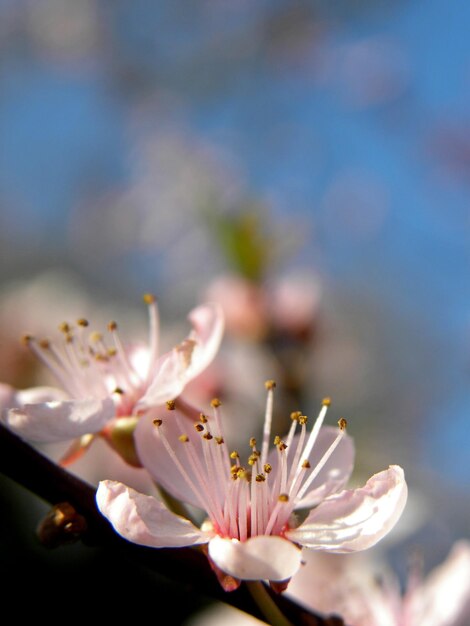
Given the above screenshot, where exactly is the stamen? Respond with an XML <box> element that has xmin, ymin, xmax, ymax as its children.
<box><xmin>166</xmin><ymin>400</ymin><xmax>176</xmax><ymax>411</ymax></box>
<box><xmin>143</xmin><ymin>293</ymin><xmax>160</xmax><ymax>384</ymax></box>
<box><xmin>261</xmin><ymin>380</ymin><xmax>275</xmax><ymax>465</ymax></box>
<box><xmin>296</xmin><ymin>422</ymin><xmax>347</xmax><ymax>501</ymax></box>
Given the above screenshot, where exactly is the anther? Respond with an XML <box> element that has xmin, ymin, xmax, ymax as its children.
<box><xmin>107</xmin><ymin>321</ymin><xmax>118</xmax><ymax>331</ymax></box>
<box><xmin>143</xmin><ymin>293</ymin><xmax>156</xmax><ymax>305</ymax></box>
<box><xmin>39</xmin><ymin>339</ymin><xmax>50</xmax><ymax>350</ymax></box>
<box><xmin>264</xmin><ymin>379</ymin><xmax>276</xmax><ymax>390</ymax></box>
<box><xmin>338</xmin><ymin>417</ymin><xmax>347</xmax><ymax>431</ymax></box>
<box><xmin>290</xmin><ymin>410</ymin><xmax>302</xmax><ymax>421</ymax></box>
<box><xmin>211</xmin><ymin>398</ymin><xmax>222</xmax><ymax>408</ymax></box>
<box><xmin>107</xmin><ymin>348</ymin><xmax>117</xmax><ymax>357</ymax></box>
<box><xmin>203</xmin><ymin>432</ymin><xmax>213</xmax><ymax>440</ymax></box>
<box><xmin>230</xmin><ymin>465</ymin><xmax>239</xmax><ymax>474</ymax></box>
<box><xmin>249</xmin><ymin>437</ymin><xmax>257</xmax><ymax>448</ymax></box>
<box><xmin>256</xmin><ymin>474</ymin><xmax>266</xmax><ymax>482</ymax></box>
<box><xmin>278</xmin><ymin>494</ymin><xmax>289</xmax><ymax>503</ymax></box>
<box><xmin>179</xmin><ymin>434</ymin><xmax>189</xmax><ymax>443</ymax></box>
<box><xmin>90</xmin><ymin>332</ymin><xmax>102</xmax><ymax>343</ymax></box>
<box><xmin>77</xmin><ymin>318</ymin><xmax>89</xmax><ymax>327</ymax></box>
<box><xmin>298</xmin><ymin>415</ymin><xmax>308</xmax><ymax>426</ymax></box>
<box><xmin>199</xmin><ymin>413</ymin><xmax>208</xmax><ymax>423</ymax></box>
<box><xmin>264</xmin><ymin>463</ymin><xmax>272</xmax><ymax>473</ymax></box>
<box><xmin>215</xmin><ymin>436</ymin><xmax>224</xmax><ymax>445</ymax></box>
<box><xmin>59</xmin><ymin>322</ymin><xmax>71</xmax><ymax>333</ymax></box>
<box><xmin>194</xmin><ymin>423</ymin><xmax>204</xmax><ymax>432</ymax></box>
<box><xmin>166</xmin><ymin>400</ymin><xmax>176</xmax><ymax>411</ymax></box>
<box><xmin>21</xmin><ymin>334</ymin><xmax>33</xmax><ymax>346</ymax></box>
<box><xmin>113</xmin><ymin>387</ymin><xmax>125</xmax><ymax>395</ymax></box>
<box><xmin>153</xmin><ymin>419</ymin><xmax>162</xmax><ymax>427</ymax></box>
<box><xmin>322</xmin><ymin>397</ymin><xmax>332</xmax><ymax>407</ymax></box>
<box><xmin>230</xmin><ymin>451</ymin><xmax>239</xmax><ymax>459</ymax></box>
<box><xmin>273</xmin><ymin>435</ymin><xmax>281</xmax><ymax>446</ymax></box>
<box><xmin>302</xmin><ymin>460</ymin><xmax>311</xmax><ymax>469</ymax></box>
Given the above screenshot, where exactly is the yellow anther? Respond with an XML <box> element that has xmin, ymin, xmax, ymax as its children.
<box><xmin>278</xmin><ymin>494</ymin><xmax>289</xmax><ymax>503</ymax></box>
<box><xmin>302</xmin><ymin>460</ymin><xmax>311</xmax><ymax>469</ymax></box>
<box><xmin>248</xmin><ymin>454</ymin><xmax>257</xmax><ymax>466</ymax></box>
<box><xmin>211</xmin><ymin>398</ymin><xmax>222</xmax><ymax>408</ymax></box>
<box><xmin>298</xmin><ymin>415</ymin><xmax>308</xmax><ymax>426</ymax></box>
<box><xmin>194</xmin><ymin>423</ymin><xmax>204</xmax><ymax>432</ymax></box>
<box><xmin>166</xmin><ymin>400</ymin><xmax>176</xmax><ymax>411</ymax></box>
<box><xmin>230</xmin><ymin>451</ymin><xmax>239</xmax><ymax>459</ymax></box>
<box><xmin>273</xmin><ymin>435</ymin><xmax>281</xmax><ymax>446</ymax></box>
<box><xmin>179</xmin><ymin>434</ymin><xmax>189</xmax><ymax>443</ymax></box>
<box><xmin>215</xmin><ymin>436</ymin><xmax>224</xmax><ymax>445</ymax></box>
<box><xmin>77</xmin><ymin>318</ymin><xmax>89</xmax><ymax>327</ymax></box>
<box><xmin>90</xmin><ymin>331</ymin><xmax>103</xmax><ymax>343</ymax></box>
<box><xmin>290</xmin><ymin>410</ymin><xmax>302</xmax><ymax>421</ymax></box>
<box><xmin>230</xmin><ymin>465</ymin><xmax>239</xmax><ymax>474</ymax></box>
<box><xmin>264</xmin><ymin>379</ymin><xmax>276</xmax><ymax>390</ymax></box>
<box><xmin>107</xmin><ymin>348</ymin><xmax>117</xmax><ymax>357</ymax></box>
<box><xmin>249</xmin><ymin>437</ymin><xmax>257</xmax><ymax>448</ymax></box>
<box><xmin>199</xmin><ymin>413</ymin><xmax>208</xmax><ymax>424</ymax></box>
<box><xmin>256</xmin><ymin>474</ymin><xmax>266</xmax><ymax>482</ymax></box>
<box><xmin>143</xmin><ymin>293</ymin><xmax>156</xmax><ymax>305</ymax></box>
<box><xmin>21</xmin><ymin>334</ymin><xmax>33</xmax><ymax>346</ymax></box>
<box><xmin>264</xmin><ymin>463</ymin><xmax>272</xmax><ymax>474</ymax></box>
<box><xmin>153</xmin><ymin>419</ymin><xmax>162</xmax><ymax>427</ymax></box>
<box><xmin>338</xmin><ymin>417</ymin><xmax>347</xmax><ymax>431</ymax></box>
<box><xmin>322</xmin><ymin>397</ymin><xmax>332</xmax><ymax>407</ymax></box>
<box><xmin>59</xmin><ymin>322</ymin><xmax>71</xmax><ymax>333</ymax></box>
<box><xmin>107</xmin><ymin>321</ymin><xmax>118</xmax><ymax>331</ymax></box>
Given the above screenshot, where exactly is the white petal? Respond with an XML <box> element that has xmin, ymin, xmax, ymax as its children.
<box><xmin>134</xmin><ymin>404</ymin><xmax>208</xmax><ymax>509</ymax></box>
<box><xmin>185</xmin><ymin>302</ymin><xmax>225</xmax><ymax>379</ymax></box>
<box><xmin>96</xmin><ymin>480</ymin><xmax>208</xmax><ymax>547</ymax></box>
<box><xmin>285</xmin><ymin>465</ymin><xmax>408</xmax><ymax>552</ymax></box>
<box><xmin>208</xmin><ymin>534</ymin><xmax>302</xmax><ymax>582</ymax></box>
<box><xmin>16</xmin><ymin>386</ymin><xmax>69</xmax><ymax>405</ymax></box>
<box><xmin>4</xmin><ymin>397</ymin><xmax>116</xmax><ymax>442</ymax></box>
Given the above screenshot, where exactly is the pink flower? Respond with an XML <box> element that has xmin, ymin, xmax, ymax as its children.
<box><xmin>289</xmin><ymin>541</ymin><xmax>470</xmax><ymax>626</ymax></box>
<box><xmin>1</xmin><ymin>296</ymin><xmax>224</xmax><ymax>464</ymax></box>
<box><xmin>96</xmin><ymin>386</ymin><xmax>407</xmax><ymax>589</ymax></box>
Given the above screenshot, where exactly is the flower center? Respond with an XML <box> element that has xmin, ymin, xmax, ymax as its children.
<box><xmin>153</xmin><ymin>384</ymin><xmax>347</xmax><ymax>542</ymax></box>
<box><xmin>22</xmin><ymin>294</ymin><xmax>161</xmax><ymax>416</ymax></box>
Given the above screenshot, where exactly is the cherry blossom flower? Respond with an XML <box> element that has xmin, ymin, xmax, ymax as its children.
<box><xmin>1</xmin><ymin>296</ymin><xmax>224</xmax><ymax>465</ymax></box>
<box><xmin>96</xmin><ymin>385</ymin><xmax>407</xmax><ymax>590</ymax></box>
<box><xmin>288</xmin><ymin>541</ymin><xmax>470</xmax><ymax>626</ymax></box>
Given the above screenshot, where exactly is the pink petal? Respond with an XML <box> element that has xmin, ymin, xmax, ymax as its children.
<box><xmin>413</xmin><ymin>540</ymin><xmax>470</xmax><ymax>626</ymax></box>
<box><xmin>208</xmin><ymin>535</ymin><xmax>302</xmax><ymax>582</ymax></box>
<box><xmin>267</xmin><ymin>426</ymin><xmax>355</xmax><ymax>508</ymax></box>
<box><xmin>96</xmin><ymin>480</ymin><xmax>208</xmax><ymax>547</ymax></box>
<box><xmin>138</xmin><ymin>303</ymin><xmax>224</xmax><ymax>409</ymax></box>
<box><xmin>0</xmin><ymin>383</ymin><xmax>18</xmax><ymax>411</ymax></box>
<box><xmin>134</xmin><ymin>403</ymin><xmax>208</xmax><ymax>509</ymax></box>
<box><xmin>285</xmin><ymin>465</ymin><xmax>407</xmax><ymax>552</ymax></box>
<box><xmin>185</xmin><ymin>302</ymin><xmax>225</xmax><ymax>379</ymax></box>
<box><xmin>4</xmin><ymin>397</ymin><xmax>116</xmax><ymax>442</ymax></box>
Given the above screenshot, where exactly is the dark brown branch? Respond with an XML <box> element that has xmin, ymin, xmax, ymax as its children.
<box><xmin>0</xmin><ymin>422</ymin><xmax>344</xmax><ymax>625</ymax></box>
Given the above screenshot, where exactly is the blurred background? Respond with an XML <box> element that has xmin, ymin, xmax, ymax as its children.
<box><xmin>1</xmin><ymin>0</ymin><xmax>469</xmax><ymax>623</ymax></box>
